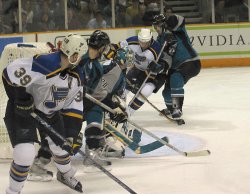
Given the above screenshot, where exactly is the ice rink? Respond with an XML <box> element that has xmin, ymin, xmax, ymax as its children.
<box><xmin>0</xmin><ymin>66</ymin><xmax>250</xmax><ymax>194</ymax></box>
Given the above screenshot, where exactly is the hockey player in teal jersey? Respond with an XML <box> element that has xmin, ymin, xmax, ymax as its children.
<box><xmin>2</xmin><ymin>33</ymin><xmax>87</xmax><ymax>193</ymax></box>
<box><xmin>82</xmin><ymin>32</ymin><xmax>133</xmax><ymax>166</ymax></box>
<box><xmin>153</xmin><ymin>13</ymin><xmax>201</xmax><ymax>119</ymax></box>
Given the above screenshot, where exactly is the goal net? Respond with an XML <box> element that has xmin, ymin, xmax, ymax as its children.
<box><xmin>0</xmin><ymin>42</ymin><xmax>52</xmax><ymax>159</ymax></box>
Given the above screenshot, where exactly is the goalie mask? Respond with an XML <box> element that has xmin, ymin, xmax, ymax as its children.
<box><xmin>60</xmin><ymin>33</ymin><xmax>88</xmax><ymax>66</ymax></box>
<box><xmin>114</xmin><ymin>46</ymin><xmax>134</xmax><ymax>69</ymax></box>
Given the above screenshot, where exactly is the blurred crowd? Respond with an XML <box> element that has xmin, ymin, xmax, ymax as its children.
<box><xmin>0</xmin><ymin>0</ymin><xmax>249</xmax><ymax>34</ymax></box>
<box><xmin>214</xmin><ymin>0</ymin><xmax>248</xmax><ymax>23</ymax></box>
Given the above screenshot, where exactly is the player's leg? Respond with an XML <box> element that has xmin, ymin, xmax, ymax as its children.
<box><xmin>161</xmin><ymin>86</ymin><xmax>173</xmax><ymax>115</ymax></box>
<box><xmin>4</xmin><ymin>101</ymin><xmax>37</xmax><ymax>194</ymax></box>
<box><xmin>47</xmin><ymin>137</ymin><xmax>82</xmax><ymax>192</ymax></box>
<box><xmin>171</xmin><ymin>59</ymin><xmax>201</xmax><ymax>119</ymax></box>
<box><xmin>45</xmin><ymin>113</ymin><xmax>82</xmax><ymax>192</ymax></box>
<box><xmin>84</xmin><ymin>105</ymin><xmax>112</xmax><ymax>166</ymax></box>
<box><xmin>28</xmin><ymin>131</ymin><xmax>53</xmax><ymax>182</ymax></box>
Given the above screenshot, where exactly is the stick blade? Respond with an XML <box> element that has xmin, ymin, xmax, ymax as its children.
<box><xmin>185</xmin><ymin>150</ymin><xmax>211</xmax><ymax>157</ymax></box>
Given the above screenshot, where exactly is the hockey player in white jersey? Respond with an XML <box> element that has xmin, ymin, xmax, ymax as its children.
<box><xmin>118</xmin><ymin>28</ymin><xmax>167</xmax><ymax>116</ymax></box>
<box><xmin>115</xmin><ymin>28</ymin><xmax>169</xmax><ymax>141</ymax></box>
<box><xmin>2</xmin><ymin>33</ymin><xmax>87</xmax><ymax>194</ymax></box>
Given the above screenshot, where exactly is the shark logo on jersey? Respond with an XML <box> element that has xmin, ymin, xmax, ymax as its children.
<box><xmin>44</xmin><ymin>85</ymin><xmax>69</xmax><ymax>108</ymax></box>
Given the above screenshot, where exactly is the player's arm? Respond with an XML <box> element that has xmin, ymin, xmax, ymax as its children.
<box><xmin>2</xmin><ymin>58</ymin><xmax>42</xmax><ymax>117</ymax></box>
<box><xmin>166</xmin><ymin>14</ymin><xmax>185</xmax><ymax>32</ymax></box>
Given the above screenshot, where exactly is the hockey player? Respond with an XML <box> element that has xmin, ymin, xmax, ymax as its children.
<box><xmin>117</xmin><ymin>28</ymin><xmax>167</xmax><ymax>117</ymax></box>
<box><xmin>26</xmin><ymin>30</ymin><xmax>110</xmax><ymax>180</ymax></box>
<box><xmin>112</xmin><ymin>28</ymin><xmax>168</xmax><ymax>142</ymax></box>
<box><xmin>153</xmin><ymin>13</ymin><xmax>201</xmax><ymax>119</ymax></box>
<box><xmin>82</xmin><ymin>34</ymin><xmax>133</xmax><ymax>166</ymax></box>
<box><xmin>2</xmin><ymin>33</ymin><xmax>87</xmax><ymax>194</ymax></box>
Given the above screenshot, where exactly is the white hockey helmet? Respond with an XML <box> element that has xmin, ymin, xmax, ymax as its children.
<box><xmin>138</xmin><ymin>28</ymin><xmax>153</xmax><ymax>43</ymax></box>
<box><xmin>60</xmin><ymin>33</ymin><xmax>88</xmax><ymax>65</ymax></box>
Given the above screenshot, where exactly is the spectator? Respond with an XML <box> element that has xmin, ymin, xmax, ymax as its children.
<box><xmin>23</xmin><ymin>0</ymin><xmax>34</xmax><ymax>31</ymax></box>
<box><xmin>127</xmin><ymin>0</ymin><xmax>139</xmax><ymax>19</ymax></box>
<box><xmin>164</xmin><ymin>5</ymin><xmax>173</xmax><ymax>19</ymax></box>
<box><xmin>20</xmin><ymin>10</ymin><xmax>29</xmax><ymax>32</ymax></box>
<box><xmin>68</xmin><ymin>8</ymin><xmax>81</xmax><ymax>30</ymax></box>
<box><xmin>78</xmin><ymin>1</ymin><xmax>91</xmax><ymax>29</ymax></box>
<box><xmin>0</xmin><ymin>15</ymin><xmax>12</xmax><ymax>33</ymax></box>
<box><xmin>215</xmin><ymin>0</ymin><xmax>226</xmax><ymax>23</ymax></box>
<box><xmin>116</xmin><ymin>6</ymin><xmax>132</xmax><ymax>27</ymax></box>
<box><xmin>87</xmin><ymin>10</ymin><xmax>107</xmax><ymax>29</ymax></box>
<box><xmin>0</xmin><ymin>0</ymin><xmax>3</xmax><ymax>14</ymax></box>
<box><xmin>38</xmin><ymin>13</ymin><xmax>55</xmax><ymax>31</ymax></box>
<box><xmin>142</xmin><ymin>2</ymin><xmax>160</xmax><ymax>26</ymax></box>
<box><xmin>53</xmin><ymin>0</ymin><xmax>65</xmax><ymax>30</ymax></box>
<box><xmin>88</xmin><ymin>0</ymin><xmax>99</xmax><ymax>19</ymax></box>
<box><xmin>132</xmin><ymin>3</ymin><xmax>146</xmax><ymax>26</ymax></box>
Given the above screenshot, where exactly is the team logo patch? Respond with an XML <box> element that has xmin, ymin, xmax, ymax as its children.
<box><xmin>44</xmin><ymin>85</ymin><xmax>69</xmax><ymax>108</ymax></box>
<box><xmin>135</xmin><ymin>53</ymin><xmax>147</xmax><ymax>62</ymax></box>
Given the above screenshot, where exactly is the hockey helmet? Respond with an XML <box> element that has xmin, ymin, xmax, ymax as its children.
<box><xmin>87</xmin><ymin>30</ymin><xmax>110</xmax><ymax>50</ymax></box>
<box><xmin>153</xmin><ymin>14</ymin><xmax>166</xmax><ymax>26</ymax></box>
<box><xmin>60</xmin><ymin>33</ymin><xmax>88</xmax><ymax>65</ymax></box>
<box><xmin>153</xmin><ymin>14</ymin><xmax>167</xmax><ymax>33</ymax></box>
<box><xmin>138</xmin><ymin>28</ymin><xmax>153</xmax><ymax>43</ymax></box>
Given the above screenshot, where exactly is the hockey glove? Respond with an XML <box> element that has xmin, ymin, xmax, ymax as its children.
<box><xmin>111</xmin><ymin>107</ymin><xmax>128</xmax><ymax>123</ymax></box>
<box><xmin>148</xmin><ymin>61</ymin><xmax>164</xmax><ymax>74</ymax></box>
<box><xmin>71</xmin><ymin>132</ymin><xmax>83</xmax><ymax>155</ymax></box>
<box><xmin>158</xmin><ymin>58</ymin><xmax>170</xmax><ymax>73</ymax></box>
<box><xmin>61</xmin><ymin>142</ymin><xmax>74</xmax><ymax>156</ymax></box>
<box><xmin>14</xmin><ymin>97</ymin><xmax>35</xmax><ymax>117</ymax></box>
<box><xmin>64</xmin><ymin>132</ymin><xmax>83</xmax><ymax>155</ymax></box>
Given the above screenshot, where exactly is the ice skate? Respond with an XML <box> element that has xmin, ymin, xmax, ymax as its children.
<box><xmin>83</xmin><ymin>146</ymin><xmax>112</xmax><ymax>166</ymax></box>
<box><xmin>171</xmin><ymin>108</ymin><xmax>183</xmax><ymax>119</ymax></box>
<box><xmin>160</xmin><ymin>105</ymin><xmax>173</xmax><ymax>117</ymax></box>
<box><xmin>6</xmin><ymin>188</ymin><xmax>20</xmax><ymax>194</ymax></box>
<box><xmin>102</xmin><ymin>136</ymin><xmax>125</xmax><ymax>158</ymax></box>
<box><xmin>57</xmin><ymin>168</ymin><xmax>83</xmax><ymax>193</ymax></box>
<box><xmin>27</xmin><ymin>157</ymin><xmax>53</xmax><ymax>182</ymax></box>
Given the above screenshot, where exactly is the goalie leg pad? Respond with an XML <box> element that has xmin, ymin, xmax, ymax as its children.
<box><xmin>122</xmin><ymin>122</ymin><xmax>142</xmax><ymax>144</ymax></box>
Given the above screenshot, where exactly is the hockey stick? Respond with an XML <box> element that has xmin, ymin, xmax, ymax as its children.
<box><xmin>139</xmin><ymin>93</ymin><xmax>185</xmax><ymax>125</ymax></box>
<box><xmin>104</xmin><ymin>121</ymin><xmax>169</xmax><ymax>154</ymax></box>
<box><xmin>30</xmin><ymin>112</ymin><xmax>137</xmax><ymax>194</ymax></box>
<box><xmin>85</xmin><ymin>94</ymin><xmax>210</xmax><ymax>157</ymax></box>
<box><xmin>128</xmin><ymin>120</ymin><xmax>211</xmax><ymax>157</ymax></box>
<box><xmin>128</xmin><ymin>40</ymin><xmax>167</xmax><ymax>107</ymax></box>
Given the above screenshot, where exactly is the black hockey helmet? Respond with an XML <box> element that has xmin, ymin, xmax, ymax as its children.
<box><xmin>87</xmin><ymin>30</ymin><xmax>110</xmax><ymax>49</ymax></box>
<box><xmin>152</xmin><ymin>14</ymin><xmax>166</xmax><ymax>26</ymax></box>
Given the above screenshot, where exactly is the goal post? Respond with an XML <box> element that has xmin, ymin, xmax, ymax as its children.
<box><xmin>0</xmin><ymin>42</ymin><xmax>52</xmax><ymax>159</ymax></box>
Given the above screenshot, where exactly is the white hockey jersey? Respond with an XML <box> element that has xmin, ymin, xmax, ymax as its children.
<box><xmin>3</xmin><ymin>52</ymin><xmax>83</xmax><ymax>119</ymax></box>
<box><xmin>119</xmin><ymin>36</ymin><xmax>161</xmax><ymax>71</ymax></box>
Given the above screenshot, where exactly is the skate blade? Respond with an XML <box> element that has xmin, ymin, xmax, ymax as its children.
<box><xmin>27</xmin><ymin>174</ymin><xmax>53</xmax><ymax>182</ymax></box>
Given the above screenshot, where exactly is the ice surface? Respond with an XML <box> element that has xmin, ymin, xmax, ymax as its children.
<box><xmin>1</xmin><ymin>67</ymin><xmax>250</xmax><ymax>194</ymax></box>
